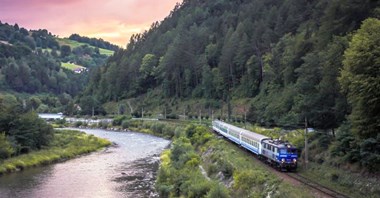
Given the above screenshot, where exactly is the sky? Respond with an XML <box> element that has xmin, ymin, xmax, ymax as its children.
<box><xmin>0</xmin><ymin>0</ymin><xmax>182</xmax><ymax>47</ymax></box>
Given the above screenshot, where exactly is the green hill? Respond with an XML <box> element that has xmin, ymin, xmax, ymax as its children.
<box><xmin>82</xmin><ymin>0</ymin><xmax>380</xmax><ymax>172</ymax></box>
<box><xmin>0</xmin><ymin>22</ymin><xmax>116</xmax><ymax>114</ymax></box>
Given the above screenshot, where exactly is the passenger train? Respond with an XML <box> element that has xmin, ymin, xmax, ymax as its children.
<box><xmin>212</xmin><ymin>120</ymin><xmax>298</xmax><ymax>171</ymax></box>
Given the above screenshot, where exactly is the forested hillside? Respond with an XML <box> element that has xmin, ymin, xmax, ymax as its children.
<box><xmin>0</xmin><ymin>22</ymin><xmax>119</xmax><ymax>114</ymax></box>
<box><xmin>83</xmin><ymin>0</ymin><xmax>380</xmax><ymax>171</ymax></box>
<box><xmin>0</xmin><ymin>22</ymin><xmax>83</xmax><ymax>95</ymax></box>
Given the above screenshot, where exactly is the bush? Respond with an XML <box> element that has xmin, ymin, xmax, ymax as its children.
<box><xmin>74</xmin><ymin>121</ymin><xmax>83</xmax><ymax>127</ymax></box>
<box><xmin>112</xmin><ymin>115</ymin><xmax>127</xmax><ymax>126</ymax></box>
<box><xmin>121</xmin><ymin>120</ymin><xmax>130</xmax><ymax>129</ymax></box>
<box><xmin>359</xmin><ymin>137</ymin><xmax>380</xmax><ymax>172</ymax></box>
<box><xmin>97</xmin><ymin>121</ymin><xmax>109</xmax><ymax>129</ymax></box>
<box><xmin>0</xmin><ymin>133</ymin><xmax>14</xmax><ymax>159</ymax></box>
<box><xmin>166</xmin><ymin>114</ymin><xmax>179</xmax><ymax>119</ymax></box>
<box><xmin>162</xmin><ymin>125</ymin><xmax>176</xmax><ymax>138</ymax></box>
<box><xmin>156</xmin><ymin>184</ymin><xmax>172</xmax><ymax>197</ymax></box>
<box><xmin>233</xmin><ymin>170</ymin><xmax>266</xmax><ymax>193</ymax></box>
<box><xmin>206</xmin><ymin>163</ymin><xmax>218</xmax><ymax>176</ymax></box>
<box><xmin>150</xmin><ymin>123</ymin><xmax>165</xmax><ymax>134</ymax></box>
<box><xmin>218</xmin><ymin>159</ymin><xmax>234</xmax><ymax>178</ymax></box>
<box><xmin>206</xmin><ymin>183</ymin><xmax>230</xmax><ymax>198</ymax></box>
<box><xmin>186</xmin><ymin>179</ymin><xmax>212</xmax><ymax>198</ymax></box>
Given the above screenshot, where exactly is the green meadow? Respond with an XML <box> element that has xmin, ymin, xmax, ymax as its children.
<box><xmin>61</xmin><ymin>62</ymin><xmax>86</xmax><ymax>71</ymax></box>
<box><xmin>56</xmin><ymin>38</ymin><xmax>114</xmax><ymax>56</ymax></box>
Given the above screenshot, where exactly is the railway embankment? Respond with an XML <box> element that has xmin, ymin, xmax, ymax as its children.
<box><xmin>153</xmin><ymin>124</ymin><xmax>312</xmax><ymax>197</ymax></box>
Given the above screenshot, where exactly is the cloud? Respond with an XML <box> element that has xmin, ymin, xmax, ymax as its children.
<box><xmin>0</xmin><ymin>0</ymin><xmax>182</xmax><ymax>46</ymax></box>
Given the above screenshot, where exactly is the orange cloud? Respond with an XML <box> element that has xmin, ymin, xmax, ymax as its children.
<box><xmin>0</xmin><ymin>0</ymin><xmax>182</xmax><ymax>47</ymax></box>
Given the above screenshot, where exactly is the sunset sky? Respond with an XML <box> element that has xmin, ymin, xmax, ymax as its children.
<box><xmin>0</xmin><ymin>0</ymin><xmax>182</xmax><ymax>47</ymax></box>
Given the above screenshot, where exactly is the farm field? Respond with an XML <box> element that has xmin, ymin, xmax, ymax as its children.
<box><xmin>61</xmin><ymin>62</ymin><xmax>86</xmax><ymax>71</ymax></box>
<box><xmin>56</xmin><ymin>38</ymin><xmax>114</xmax><ymax>56</ymax></box>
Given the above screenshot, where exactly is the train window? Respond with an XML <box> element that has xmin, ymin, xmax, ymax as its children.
<box><xmin>288</xmin><ymin>149</ymin><xmax>297</xmax><ymax>154</ymax></box>
<box><xmin>280</xmin><ymin>149</ymin><xmax>287</xmax><ymax>154</ymax></box>
<box><xmin>275</xmin><ymin>147</ymin><xmax>278</xmax><ymax>153</ymax></box>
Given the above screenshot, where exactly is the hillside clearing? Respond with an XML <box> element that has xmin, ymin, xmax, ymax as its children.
<box><xmin>61</xmin><ymin>62</ymin><xmax>86</xmax><ymax>71</ymax></box>
<box><xmin>56</xmin><ymin>38</ymin><xmax>114</xmax><ymax>56</ymax></box>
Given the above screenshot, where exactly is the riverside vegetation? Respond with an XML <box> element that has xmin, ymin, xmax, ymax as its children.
<box><xmin>0</xmin><ymin>130</ymin><xmax>111</xmax><ymax>175</ymax></box>
<box><xmin>0</xmin><ymin>95</ymin><xmax>111</xmax><ymax>175</ymax></box>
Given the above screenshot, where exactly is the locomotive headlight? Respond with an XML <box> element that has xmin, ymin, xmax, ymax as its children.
<box><xmin>281</xmin><ymin>158</ymin><xmax>285</xmax><ymax>163</ymax></box>
<box><xmin>293</xmin><ymin>158</ymin><xmax>297</xmax><ymax>163</ymax></box>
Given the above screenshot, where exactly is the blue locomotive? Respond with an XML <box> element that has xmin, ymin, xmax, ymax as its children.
<box><xmin>212</xmin><ymin>120</ymin><xmax>298</xmax><ymax>171</ymax></box>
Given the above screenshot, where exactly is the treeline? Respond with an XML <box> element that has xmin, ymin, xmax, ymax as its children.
<box><xmin>0</xmin><ymin>93</ymin><xmax>54</xmax><ymax>159</ymax></box>
<box><xmin>69</xmin><ymin>33</ymin><xmax>119</xmax><ymax>51</ymax></box>
<box><xmin>0</xmin><ymin>22</ymin><xmax>59</xmax><ymax>50</ymax></box>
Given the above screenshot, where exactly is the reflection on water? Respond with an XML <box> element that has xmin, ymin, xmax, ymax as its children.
<box><xmin>0</xmin><ymin>129</ymin><xmax>170</xmax><ymax>198</ymax></box>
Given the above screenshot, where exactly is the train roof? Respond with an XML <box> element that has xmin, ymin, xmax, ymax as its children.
<box><xmin>263</xmin><ymin>139</ymin><xmax>297</xmax><ymax>149</ymax></box>
<box><xmin>213</xmin><ymin>120</ymin><xmax>270</xmax><ymax>142</ymax></box>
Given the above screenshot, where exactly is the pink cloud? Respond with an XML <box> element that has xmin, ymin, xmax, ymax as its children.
<box><xmin>0</xmin><ymin>0</ymin><xmax>182</xmax><ymax>46</ymax></box>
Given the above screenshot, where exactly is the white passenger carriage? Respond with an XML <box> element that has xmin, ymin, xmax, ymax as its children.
<box><xmin>212</xmin><ymin>120</ymin><xmax>298</xmax><ymax>171</ymax></box>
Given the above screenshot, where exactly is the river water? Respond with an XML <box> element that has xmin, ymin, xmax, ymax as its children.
<box><xmin>0</xmin><ymin>128</ymin><xmax>171</xmax><ymax>198</ymax></box>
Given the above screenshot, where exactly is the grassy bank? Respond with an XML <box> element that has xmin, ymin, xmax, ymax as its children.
<box><xmin>298</xmin><ymin>162</ymin><xmax>380</xmax><ymax>198</ymax></box>
<box><xmin>0</xmin><ymin>130</ymin><xmax>111</xmax><ymax>175</ymax></box>
<box><xmin>125</xmin><ymin>121</ymin><xmax>312</xmax><ymax>197</ymax></box>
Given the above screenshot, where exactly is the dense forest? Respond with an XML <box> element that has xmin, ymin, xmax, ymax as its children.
<box><xmin>83</xmin><ymin>0</ymin><xmax>380</xmax><ymax>171</ymax></box>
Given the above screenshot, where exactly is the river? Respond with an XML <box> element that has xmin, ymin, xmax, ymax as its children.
<box><xmin>0</xmin><ymin>128</ymin><xmax>171</xmax><ymax>198</ymax></box>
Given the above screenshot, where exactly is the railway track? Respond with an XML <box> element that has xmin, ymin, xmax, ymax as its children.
<box><xmin>286</xmin><ymin>173</ymin><xmax>350</xmax><ymax>198</ymax></box>
<box><xmin>212</xmin><ymin>131</ymin><xmax>351</xmax><ymax>198</ymax></box>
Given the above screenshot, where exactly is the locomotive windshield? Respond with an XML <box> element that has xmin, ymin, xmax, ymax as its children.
<box><xmin>279</xmin><ymin>148</ymin><xmax>297</xmax><ymax>154</ymax></box>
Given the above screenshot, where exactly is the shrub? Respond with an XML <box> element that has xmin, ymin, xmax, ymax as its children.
<box><xmin>156</xmin><ymin>184</ymin><xmax>172</xmax><ymax>197</ymax></box>
<box><xmin>166</xmin><ymin>114</ymin><xmax>179</xmax><ymax>119</ymax></box>
<box><xmin>163</xmin><ymin>125</ymin><xmax>176</xmax><ymax>138</ymax></box>
<box><xmin>206</xmin><ymin>163</ymin><xmax>218</xmax><ymax>176</ymax></box>
<box><xmin>233</xmin><ymin>170</ymin><xmax>266</xmax><ymax>193</ymax></box>
<box><xmin>186</xmin><ymin>179</ymin><xmax>212</xmax><ymax>198</ymax></box>
<box><xmin>97</xmin><ymin>121</ymin><xmax>109</xmax><ymax>129</ymax></box>
<box><xmin>74</xmin><ymin>121</ymin><xmax>83</xmax><ymax>127</ymax></box>
<box><xmin>121</xmin><ymin>120</ymin><xmax>130</xmax><ymax>129</ymax></box>
<box><xmin>0</xmin><ymin>133</ymin><xmax>14</xmax><ymax>159</ymax></box>
<box><xmin>150</xmin><ymin>123</ymin><xmax>165</xmax><ymax>134</ymax></box>
<box><xmin>218</xmin><ymin>159</ymin><xmax>234</xmax><ymax>178</ymax></box>
<box><xmin>206</xmin><ymin>183</ymin><xmax>230</xmax><ymax>198</ymax></box>
<box><xmin>112</xmin><ymin>115</ymin><xmax>127</xmax><ymax>126</ymax></box>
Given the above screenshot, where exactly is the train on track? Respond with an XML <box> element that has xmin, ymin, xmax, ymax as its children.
<box><xmin>212</xmin><ymin>120</ymin><xmax>298</xmax><ymax>171</ymax></box>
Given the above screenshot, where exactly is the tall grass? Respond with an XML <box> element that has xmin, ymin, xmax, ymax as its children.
<box><xmin>0</xmin><ymin>130</ymin><xmax>111</xmax><ymax>175</ymax></box>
